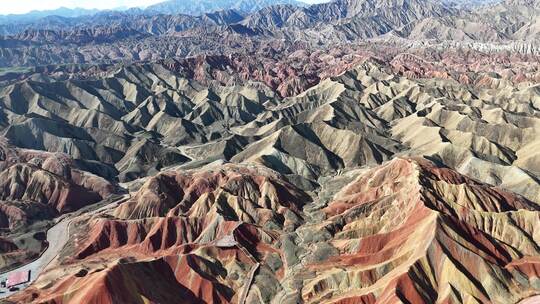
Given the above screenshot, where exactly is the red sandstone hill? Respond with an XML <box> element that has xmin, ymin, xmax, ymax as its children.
<box><xmin>0</xmin><ymin>141</ymin><xmax>117</xmax><ymax>227</ymax></box>
<box><xmin>8</xmin><ymin>158</ymin><xmax>540</xmax><ymax>303</ymax></box>
<box><xmin>112</xmin><ymin>163</ymin><xmax>309</xmax><ymax>224</ymax></box>
<box><xmin>304</xmin><ymin>158</ymin><xmax>540</xmax><ymax>303</ymax></box>
<box><xmin>0</xmin><ymin>140</ymin><xmax>118</xmax><ymax>272</ymax></box>
<box><xmin>9</xmin><ymin>163</ymin><xmax>306</xmax><ymax>303</ymax></box>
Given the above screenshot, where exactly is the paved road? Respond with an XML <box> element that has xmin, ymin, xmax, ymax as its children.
<box><xmin>0</xmin><ymin>218</ymin><xmax>70</xmax><ymax>298</ymax></box>
<box><xmin>0</xmin><ymin>194</ymin><xmax>129</xmax><ymax>298</ymax></box>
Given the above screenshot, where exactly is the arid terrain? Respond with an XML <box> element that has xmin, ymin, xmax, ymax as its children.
<box><xmin>0</xmin><ymin>0</ymin><xmax>539</xmax><ymax>303</ymax></box>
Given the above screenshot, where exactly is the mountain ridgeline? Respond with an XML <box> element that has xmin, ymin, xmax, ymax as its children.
<box><xmin>0</xmin><ymin>0</ymin><xmax>540</xmax><ymax>67</ymax></box>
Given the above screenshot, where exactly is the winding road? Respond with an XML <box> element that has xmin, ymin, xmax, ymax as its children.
<box><xmin>0</xmin><ymin>194</ymin><xmax>129</xmax><ymax>299</ymax></box>
<box><xmin>0</xmin><ymin>218</ymin><xmax>71</xmax><ymax>298</ymax></box>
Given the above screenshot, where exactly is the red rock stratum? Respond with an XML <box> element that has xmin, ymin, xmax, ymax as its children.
<box><xmin>8</xmin><ymin>158</ymin><xmax>540</xmax><ymax>303</ymax></box>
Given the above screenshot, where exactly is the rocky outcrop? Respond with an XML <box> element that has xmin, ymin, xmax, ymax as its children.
<box><xmin>9</xmin><ymin>163</ymin><xmax>305</xmax><ymax>303</ymax></box>
<box><xmin>0</xmin><ymin>163</ymin><xmax>103</xmax><ymax>214</ymax></box>
<box><xmin>0</xmin><ymin>142</ymin><xmax>116</xmax><ymax>216</ymax></box>
<box><xmin>9</xmin><ymin>157</ymin><xmax>540</xmax><ymax>304</ymax></box>
<box><xmin>114</xmin><ymin>163</ymin><xmax>308</xmax><ymax>224</ymax></box>
<box><xmin>0</xmin><ymin>238</ymin><xmax>18</xmax><ymax>253</ymax></box>
<box><xmin>299</xmin><ymin>158</ymin><xmax>540</xmax><ymax>303</ymax></box>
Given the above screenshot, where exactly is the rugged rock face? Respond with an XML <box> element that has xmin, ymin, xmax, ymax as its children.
<box><xmin>1</xmin><ymin>54</ymin><xmax>538</xmax><ymax>194</ymax></box>
<box><xmin>0</xmin><ymin>163</ymin><xmax>102</xmax><ymax>214</ymax></box>
<box><xmin>113</xmin><ymin>163</ymin><xmax>308</xmax><ymax>222</ymax></box>
<box><xmin>76</xmin><ymin>163</ymin><xmax>308</xmax><ymax>260</ymax></box>
<box><xmin>0</xmin><ymin>141</ymin><xmax>117</xmax><ymax>227</ymax></box>
<box><xmin>301</xmin><ymin>158</ymin><xmax>540</xmax><ymax>303</ymax></box>
<box><xmin>9</xmin><ymin>163</ymin><xmax>309</xmax><ymax>303</ymax></box>
<box><xmin>7</xmin><ymin>158</ymin><xmax>540</xmax><ymax>304</ymax></box>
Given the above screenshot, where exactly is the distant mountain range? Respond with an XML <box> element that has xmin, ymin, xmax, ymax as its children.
<box><xmin>0</xmin><ymin>0</ymin><xmax>307</xmax><ymax>26</ymax></box>
<box><xmin>0</xmin><ymin>0</ymin><xmax>501</xmax><ymax>27</ymax></box>
<box><xmin>0</xmin><ymin>7</ymin><xmax>100</xmax><ymax>25</ymax></box>
<box><xmin>1</xmin><ymin>0</ymin><xmax>538</xmax><ymax>54</ymax></box>
<box><xmin>0</xmin><ymin>0</ymin><xmax>539</xmax><ymax>68</ymax></box>
<box><xmin>146</xmin><ymin>0</ymin><xmax>306</xmax><ymax>15</ymax></box>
